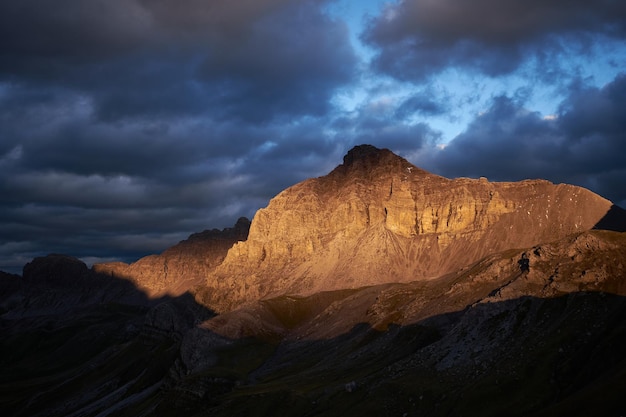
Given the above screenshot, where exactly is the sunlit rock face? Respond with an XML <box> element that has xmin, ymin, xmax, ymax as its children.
<box><xmin>202</xmin><ymin>145</ymin><xmax>614</xmax><ymax>311</ymax></box>
<box><xmin>93</xmin><ymin>217</ymin><xmax>250</xmax><ymax>297</ymax></box>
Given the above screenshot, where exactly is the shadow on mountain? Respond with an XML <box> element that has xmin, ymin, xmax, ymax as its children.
<box><xmin>0</xmin><ymin>254</ymin><xmax>216</xmax><ymax>417</ymax></box>
<box><xmin>3</xmin><ymin>254</ymin><xmax>625</xmax><ymax>417</ymax></box>
<box><xmin>198</xmin><ymin>292</ymin><xmax>626</xmax><ymax>417</ymax></box>
<box><xmin>594</xmin><ymin>204</ymin><xmax>626</xmax><ymax>232</ymax></box>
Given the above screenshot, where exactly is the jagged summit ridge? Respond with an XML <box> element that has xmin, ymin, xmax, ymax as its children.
<box><xmin>198</xmin><ymin>145</ymin><xmax>619</xmax><ymax>312</ymax></box>
<box><xmin>94</xmin><ymin>217</ymin><xmax>250</xmax><ymax>297</ymax></box>
<box><xmin>342</xmin><ymin>144</ymin><xmax>397</xmax><ymax>167</ymax></box>
<box><xmin>331</xmin><ymin>144</ymin><xmax>432</xmax><ymax>179</ymax></box>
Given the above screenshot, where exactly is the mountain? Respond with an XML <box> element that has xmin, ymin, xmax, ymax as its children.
<box><xmin>1</xmin><ymin>145</ymin><xmax>625</xmax><ymax>417</ymax></box>
<box><xmin>197</xmin><ymin>144</ymin><xmax>619</xmax><ymax>312</ymax></box>
<box><xmin>93</xmin><ymin>217</ymin><xmax>250</xmax><ymax>297</ymax></box>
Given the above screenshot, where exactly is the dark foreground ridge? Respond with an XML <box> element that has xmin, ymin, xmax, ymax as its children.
<box><xmin>1</xmin><ymin>229</ymin><xmax>625</xmax><ymax>416</ymax></box>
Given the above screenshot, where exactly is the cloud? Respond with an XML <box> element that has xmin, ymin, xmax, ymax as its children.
<box><xmin>363</xmin><ymin>0</ymin><xmax>626</xmax><ymax>81</ymax></box>
<box><xmin>195</xmin><ymin>1</ymin><xmax>356</xmax><ymax>122</ymax></box>
<box><xmin>0</xmin><ymin>0</ymin><xmax>356</xmax><ymax>123</ymax></box>
<box><xmin>395</xmin><ymin>92</ymin><xmax>448</xmax><ymax>118</ymax></box>
<box><xmin>419</xmin><ymin>73</ymin><xmax>626</xmax><ymax>207</ymax></box>
<box><xmin>0</xmin><ymin>1</ymin><xmax>153</xmax><ymax>64</ymax></box>
<box><xmin>0</xmin><ymin>0</ymin><xmax>360</xmax><ymax>273</ymax></box>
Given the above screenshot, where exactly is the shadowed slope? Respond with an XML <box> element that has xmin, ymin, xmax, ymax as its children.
<box><xmin>197</xmin><ymin>293</ymin><xmax>626</xmax><ymax>417</ymax></box>
<box><xmin>0</xmin><ymin>255</ymin><xmax>216</xmax><ymax>417</ymax></box>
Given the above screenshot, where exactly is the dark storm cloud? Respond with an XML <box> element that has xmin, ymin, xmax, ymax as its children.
<box><xmin>420</xmin><ymin>73</ymin><xmax>626</xmax><ymax>208</ymax></box>
<box><xmin>0</xmin><ymin>0</ymin><xmax>356</xmax><ymax>178</ymax></box>
<box><xmin>0</xmin><ymin>0</ymin><xmax>295</xmax><ymax>67</ymax></box>
<box><xmin>0</xmin><ymin>202</ymin><xmax>192</xmax><ymax>273</ymax></box>
<box><xmin>196</xmin><ymin>1</ymin><xmax>356</xmax><ymax>122</ymax></box>
<box><xmin>363</xmin><ymin>0</ymin><xmax>626</xmax><ymax>81</ymax></box>
<box><xmin>0</xmin><ymin>1</ymin><xmax>153</xmax><ymax>64</ymax></box>
<box><xmin>0</xmin><ymin>85</ymin><xmax>252</xmax><ymax>185</ymax></box>
<box><xmin>330</xmin><ymin>98</ymin><xmax>438</xmax><ymax>156</ymax></box>
<box><xmin>0</xmin><ymin>0</ymin><xmax>355</xmax><ymax>122</ymax></box>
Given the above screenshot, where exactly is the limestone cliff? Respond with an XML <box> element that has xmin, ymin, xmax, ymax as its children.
<box><xmin>94</xmin><ymin>217</ymin><xmax>250</xmax><ymax>297</ymax></box>
<box><xmin>200</xmin><ymin>145</ymin><xmax>617</xmax><ymax>311</ymax></box>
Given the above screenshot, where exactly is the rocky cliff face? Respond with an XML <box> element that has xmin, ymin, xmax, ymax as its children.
<box><xmin>93</xmin><ymin>217</ymin><xmax>250</xmax><ymax>297</ymax></box>
<box><xmin>201</xmin><ymin>145</ymin><xmax>616</xmax><ymax>311</ymax></box>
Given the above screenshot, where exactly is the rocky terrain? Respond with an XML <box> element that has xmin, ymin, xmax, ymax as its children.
<box><xmin>199</xmin><ymin>144</ymin><xmax>620</xmax><ymax>311</ymax></box>
<box><xmin>1</xmin><ymin>145</ymin><xmax>625</xmax><ymax>416</ymax></box>
<box><xmin>93</xmin><ymin>217</ymin><xmax>250</xmax><ymax>297</ymax></box>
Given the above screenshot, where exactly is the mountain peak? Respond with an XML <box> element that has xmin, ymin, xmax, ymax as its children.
<box><xmin>342</xmin><ymin>144</ymin><xmax>407</xmax><ymax>168</ymax></box>
<box><xmin>343</xmin><ymin>144</ymin><xmax>389</xmax><ymax>166</ymax></box>
<box><xmin>204</xmin><ymin>145</ymin><xmax>622</xmax><ymax>311</ymax></box>
<box><xmin>335</xmin><ymin>144</ymin><xmax>430</xmax><ymax>180</ymax></box>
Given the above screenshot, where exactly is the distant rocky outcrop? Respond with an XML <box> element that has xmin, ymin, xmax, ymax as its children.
<box><xmin>199</xmin><ymin>145</ymin><xmax>621</xmax><ymax>311</ymax></box>
<box><xmin>22</xmin><ymin>254</ymin><xmax>94</xmax><ymax>287</ymax></box>
<box><xmin>94</xmin><ymin>217</ymin><xmax>250</xmax><ymax>297</ymax></box>
<box><xmin>2</xmin><ymin>255</ymin><xmax>155</xmax><ymax>317</ymax></box>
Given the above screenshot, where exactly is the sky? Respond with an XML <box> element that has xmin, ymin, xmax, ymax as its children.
<box><xmin>1</xmin><ymin>0</ymin><xmax>625</xmax><ymax>274</ymax></box>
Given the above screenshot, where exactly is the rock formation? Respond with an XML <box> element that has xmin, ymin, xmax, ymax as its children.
<box><xmin>93</xmin><ymin>217</ymin><xmax>250</xmax><ymax>297</ymax></box>
<box><xmin>200</xmin><ymin>145</ymin><xmax>617</xmax><ymax>311</ymax></box>
<box><xmin>2</xmin><ymin>254</ymin><xmax>159</xmax><ymax>317</ymax></box>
